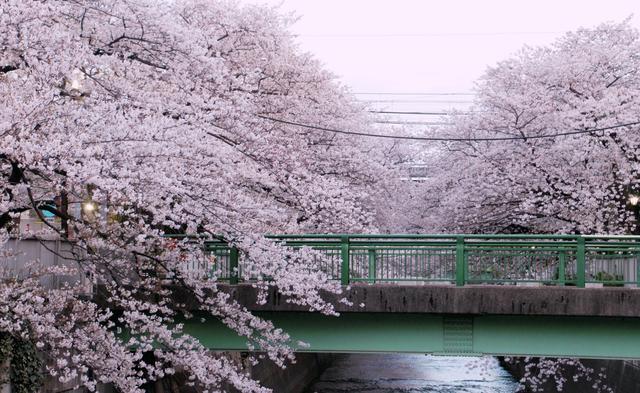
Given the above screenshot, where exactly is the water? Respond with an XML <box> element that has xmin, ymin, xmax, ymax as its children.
<box><xmin>306</xmin><ymin>354</ymin><xmax>519</xmax><ymax>393</ymax></box>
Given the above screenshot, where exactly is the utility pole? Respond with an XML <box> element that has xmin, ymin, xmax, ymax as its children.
<box><xmin>629</xmin><ymin>194</ymin><xmax>640</xmax><ymax>235</ymax></box>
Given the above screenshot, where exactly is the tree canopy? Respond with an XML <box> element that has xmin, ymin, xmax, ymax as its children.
<box><xmin>416</xmin><ymin>20</ymin><xmax>640</xmax><ymax>234</ymax></box>
<box><xmin>0</xmin><ymin>0</ymin><xmax>395</xmax><ymax>391</ymax></box>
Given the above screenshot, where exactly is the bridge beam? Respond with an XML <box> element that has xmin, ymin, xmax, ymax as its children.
<box><xmin>185</xmin><ymin>312</ymin><xmax>640</xmax><ymax>359</ymax></box>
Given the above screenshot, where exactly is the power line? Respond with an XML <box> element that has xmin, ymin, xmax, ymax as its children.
<box><xmin>370</xmin><ymin>110</ymin><xmax>472</xmax><ymax>116</ymax></box>
<box><xmin>363</xmin><ymin>99</ymin><xmax>474</xmax><ymax>103</ymax></box>
<box><xmin>257</xmin><ymin>115</ymin><xmax>640</xmax><ymax>142</ymax></box>
<box><xmin>356</xmin><ymin>92</ymin><xmax>474</xmax><ymax>96</ymax></box>
<box><xmin>374</xmin><ymin>120</ymin><xmax>453</xmax><ymax>126</ymax></box>
<box><xmin>296</xmin><ymin>29</ymin><xmax>625</xmax><ymax>39</ymax></box>
<box><xmin>298</xmin><ymin>32</ymin><xmax>561</xmax><ymax>38</ymax></box>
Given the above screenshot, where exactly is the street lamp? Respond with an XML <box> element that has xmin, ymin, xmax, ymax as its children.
<box><xmin>81</xmin><ymin>199</ymin><xmax>98</xmax><ymax>222</ymax></box>
<box><xmin>629</xmin><ymin>195</ymin><xmax>640</xmax><ymax>206</ymax></box>
<box><xmin>82</xmin><ymin>201</ymin><xmax>97</xmax><ymax>213</ymax></box>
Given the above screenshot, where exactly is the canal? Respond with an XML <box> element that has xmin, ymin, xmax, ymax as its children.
<box><xmin>306</xmin><ymin>354</ymin><xmax>519</xmax><ymax>392</ymax></box>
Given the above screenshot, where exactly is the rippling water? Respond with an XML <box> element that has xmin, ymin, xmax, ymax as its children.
<box><xmin>306</xmin><ymin>354</ymin><xmax>519</xmax><ymax>393</ymax></box>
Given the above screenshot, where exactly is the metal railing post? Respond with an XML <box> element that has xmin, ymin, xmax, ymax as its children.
<box><xmin>368</xmin><ymin>249</ymin><xmax>377</xmax><ymax>283</ymax></box>
<box><xmin>341</xmin><ymin>236</ymin><xmax>350</xmax><ymax>285</ymax></box>
<box><xmin>455</xmin><ymin>236</ymin><xmax>465</xmax><ymax>286</ymax></box>
<box><xmin>576</xmin><ymin>237</ymin><xmax>586</xmax><ymax>288</ymax></box>
<box><xmin>229</xmin><ymin>246</ymin><xmax>239</xmax><ymax>285</ymax></box>
<box><xmin>558</xmin><ymin>251</ymin><xmax>566</xmax><ymax>286</ymax></box>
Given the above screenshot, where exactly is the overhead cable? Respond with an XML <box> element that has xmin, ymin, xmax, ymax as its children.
<box><xmin>373</xmin><ymin>120</ymin><xmax>453</xmax><ymax>126</ymax></box>
<box><xmin>363</xmin><ymin>99</ymin><xmax>473</xmax><ymax>103</ymax></box>
<box><xmin>257</xmin><ymin>116</ymin><xmax>640</xmax><ymax>142</ymax></box>
<box><xmin>356</xmin><ymin>92</ymin><xmax>474</xmax><ymax>96</ymax></box>
<box><xmin>296</xmin><ymin>29</ymin><xmax>625</xmax><ymax>39</ymax></box>
<box><xmin>370</xmin><ymin>110</ymin><xmax>472</xmax><ymax>116</ymax></box>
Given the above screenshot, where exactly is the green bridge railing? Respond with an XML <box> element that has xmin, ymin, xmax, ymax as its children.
<box><xmin>193</xmin><ymin>234</ymin><xmax>640</xmax><ymax>288</ymax></box>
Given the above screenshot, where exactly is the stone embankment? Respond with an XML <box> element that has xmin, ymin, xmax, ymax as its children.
<box><xmin>500</xmin><ymin>357</ymin><xmax>640</xmax><ymax>393</ymax></box>
<box><xmin>244</xmin><ymin>353</ymin><xmax>337</xmax><ymax>393</ymax></box>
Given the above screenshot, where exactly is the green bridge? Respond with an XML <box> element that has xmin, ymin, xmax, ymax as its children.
<box><xmin>180</xmin><ymin>234</ymin><xmax>640</xmax><ymax>359</ymax></box>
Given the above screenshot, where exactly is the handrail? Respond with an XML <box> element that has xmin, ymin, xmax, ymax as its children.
<box><xmin>168</xmin><ymin>234</ymin><xmax>640</xmax><ymax>288</ymax></box>
<box><xmin>266</xmin><ymin>234</ymin><xmax>583</xmax><ymax>240</ymax></box>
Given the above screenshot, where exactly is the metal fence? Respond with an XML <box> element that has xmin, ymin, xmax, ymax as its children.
<box><xmin>2</xmin><ymin>239</ymin><xmax>92</xmax><ymax>292</ymax></box>
<box><xmin>7</xmin><ymin>235</ymin><xmax>640</xmax><ymax>288</ymax></box>
<box><xmin>200</xmin><ymin>234</ymin><xmax>640</xmax><ymax>287</ymax></box>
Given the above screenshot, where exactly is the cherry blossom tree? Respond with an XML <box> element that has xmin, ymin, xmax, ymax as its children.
<box><xmin>0</xmin><ymin>0</ymin><xmax>395</xmax><ymax>391</ymax></box>
<box><xmin>416</xmin><ymin>20</ymin><xmax>640</xmax><ymax>235</ymax></box>
<box><xmin>412</xmin><ymin>21</ymin><xmax>639</xmax><ymax>393</ymax></box>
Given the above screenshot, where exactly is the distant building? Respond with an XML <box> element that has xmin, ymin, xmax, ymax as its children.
<box><xmin>401</xmin><ymin>163</ymin><xmax>429</xmax><ymax>181</ymax></box>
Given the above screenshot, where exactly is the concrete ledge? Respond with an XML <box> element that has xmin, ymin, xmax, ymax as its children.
<box><xmin>214</xmin><ymin>284</ymin><xmax>640</xmax><ymax>318</ymax></box>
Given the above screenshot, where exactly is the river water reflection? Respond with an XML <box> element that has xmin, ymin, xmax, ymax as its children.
<box><xmin>307</xmin><ymin>354</ymin><xmax>519</xmax><ymax>393</ymax></box>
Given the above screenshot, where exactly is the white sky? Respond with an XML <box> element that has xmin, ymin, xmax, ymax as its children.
<box><xmin>245</xmin><ymin>1</ymin><xmax>640</xmax><ymax>112</ymax></box>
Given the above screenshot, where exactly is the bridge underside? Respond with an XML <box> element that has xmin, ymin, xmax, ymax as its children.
<box><xmin>185</xmin><ymin>312</ymin><xmax>640</xmax><ymax>359</ymax></box>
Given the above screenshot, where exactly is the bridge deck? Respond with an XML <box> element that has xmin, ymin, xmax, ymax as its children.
<box><xmin>209</xmin><ymin>284</ymin><xmax>640</xmax><ymax>317</ymax></box>
<box><xmin>175</xmin><ymin>284</ymin><xmax>640</xmax><ymax>359</ymax></box>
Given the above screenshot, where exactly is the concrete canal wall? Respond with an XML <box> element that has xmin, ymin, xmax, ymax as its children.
<box><xmin>223</xmin><ymin>353</ymin><xmax>338</xmax><ymax>393</ymax></box>
<box><xmin>500</xmin><ymin>357</ymin><xmax>640</xmax><ymax>393</ymax></box>
<box><xmin>248</xmin><ymin>353</ymin><xmax>338</xmax><ymax>393</ymax></box>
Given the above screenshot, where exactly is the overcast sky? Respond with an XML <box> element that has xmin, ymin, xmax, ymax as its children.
<box><xmin>245</xmin><ymin>1</ymin><xmax>640</xmax><ymax>114</ymax></box>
